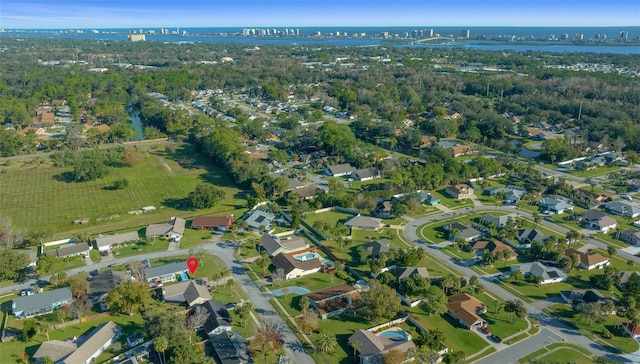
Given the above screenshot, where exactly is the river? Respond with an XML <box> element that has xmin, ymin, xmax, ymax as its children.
<box><xmin>129</xmin><ymin>109</ymin><xmax>145</xmax><ymax>141</ymax></box>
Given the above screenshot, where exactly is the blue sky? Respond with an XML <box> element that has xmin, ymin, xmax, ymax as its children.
<box><xmin>1</xmin><ymin>0</ymin><xmax>638</xmax><ymax>29</ymax></box>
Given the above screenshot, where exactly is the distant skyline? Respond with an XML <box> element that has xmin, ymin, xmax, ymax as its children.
<box><xmin>1</xmin><ymin>1</ymin><xmax>639</xmax><ymax>29</ymax></box>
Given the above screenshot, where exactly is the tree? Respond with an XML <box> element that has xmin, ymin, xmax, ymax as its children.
<box><xmin>113</xmin><ymin>178</ymin><xmax>129</xmax><ymax>189</ymax></box>
<box><xmin>314</xmin><ymin>331</ymin><xmax>338</xmax><ymax>353</ymax></box>
<box><xmin>421</xmin><ymin>287</ymin><xmax>448</xmax><ymax>316</ymax></box>
<box><xmin>419</xmin><ymin>328</ymin><xmax>444</xmax><ymax>351</ymax></box>
<box><xmin>532</xmin><ymin>212</ymin><xmax>541</xmax><ymax>227</ymax></box>
<box><xmin>0</xmin><ymin>249</ymin><xmax>29</xmax><ymax>281</ymax></box>
<box><xmin>607</xmin><ymin>245</ymin><xmax>617</xmax><ymax>258</ymax></box>
<box><xmin>68</xmin><ymin>272</ymin><xmax>88</xmax><ymax>298</ymax></box>
<box><xmin>171</xmin><ymin>343</ymin><xmax>205</xmax><ymax>364</ymax></box>
<box><xmin>511</xmin><ymin>269</ymin><xmax>524</xmax><ymax>283</ymax></box>
<box><xmin>628</xmin><ymin>259</ymin><xmax>635</xmax><ymax>271</ymax></box>
<box><xmin>383</xmin><ymin>349</ymin><xmax>407</xmax><ymax>364</ymax></box>
<box><xmin>233</xmin><ymin>303</ymin><xmax>253</xmax><ymax>327</ymax></box>
<box><xmin>105</xmin><ymin>281</ymin><xmax>152</xmax><ymax>315</ymax></box>
<box><xmin>22</xmin><ymin>318</ymin><xmax>37</xmax><ymax>341</ymax></box>
<box><xmin>70</xmin><ymin>295</ymin><xmax>92</xmax><ymax>319</ymax></box>
<box><xmin>440</xmin><ymin>273</ymin><xmax>460</xmax><ymax>295</ymax></box>
<box><xmin>188</xmin><ymin>183</ymin><xmax>226</xmax><ymax>209</ymax></box>
<box><xmin>494</xmin><ymin>300</ymin><xmax>504</xmax><ymax>315</ymax></box>
<box><xmin>56</xmin><ymin>309</ymin><xmax>67</xmax><ymax>332</ymax></box>
<box><xmin>154</xmin><ymin>336</ymin><xmax>169</xmax><ymax>364</ymax></box>
<box><xmin>40</xmin><ymin>322</ymin><xmax>52</xmax><ymax>341</ymax></box>
<box><xmin>362</xmin><ymin>281</ymin><xmax>401</xmax><ymax>320</ymax></box>
<box><xmin>255</xmin><ymin>322</ymin><xmax>284</xmax><ymax>364</ymax></box>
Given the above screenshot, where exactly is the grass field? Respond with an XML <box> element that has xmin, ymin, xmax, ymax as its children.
<box><xmin>0</xmin><ymin>144</ymin><xmax>246</xmax><ymax>238</ymax></box>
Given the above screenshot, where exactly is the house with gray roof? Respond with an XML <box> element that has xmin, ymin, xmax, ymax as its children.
<box><xmin>12</xmin><ymin>287</ymin><xmax>72</xmax><ymax>319</ymax></box>
<box><xmin>583</xmin><ymin>210</ymin><xmax>618</xmax><ymax>233</ymax></box>
<box><xmin>511</xmin><ymin>262</ymin><xmax>567</xmax><ymax>284</ymax></box>
<box><xmin>202</xmin><ymin>300</ymin><xmax>233</xmax><ymax>337</ymax></box>
<box><xmin>353</xmin><ymin>167</ymin><xmax>381</xmax><ymax>181</ymax></box>
<box><xmin>32</xmin><ymin>340</ymin><xmax>77</xmax><ymax>363</ymax></box>
<box><xmin>538</xmin><ymin>197</ymin><xmax>574</xmax><ymax>214</ymax></box>
<box><xmin>348</xmin><ymin>328</ymin><xmax>416</xmax><ymax>364</ymax></box>
<box><xmin>243</xmin><ymin>209</ymin><xmax>276</xmax><ymax>232</ymax></box>
<box><xmin>260</xmin><ymin>234</ymin><xmax>308</xmax><ymax>256</ymax></box>
<box><xmin>161</xmin><ymin>280</ymin><xmax>212</xmax><ymax>307</ymax></box>
<box><xmin>444</xmin><ymin>222</ymin><xmax>482</xmax><ymax>242</ymax></box>
<box><xmin>345</xmin><ymin>216</ymin><xmax>383</xmax><ymax>232</ymax></box>
<box><xmin>516</xmin><ymin>229</ymin><xmax>547</xmax><ymax>248</ymax></box>
<box><xmin>45</xmin><ymin>243</ymin><xmax>90</xmax><ymax>258</ymax></box>
<box><xmin>146</xmin><ymin>217</ymin><xmax>186</xmax><ymax>242</ymax></box>
<box><xmin>621</xmin><ymin>229</ymin><xmax>640</xmax><ymax>245</ymax></box>
<box><xmin>209</xmin><ymin>330</ymin><xmax>252</xmax><ymax>364</ymax></box>
<box><xmin>361</xmin><ymin>239</ymin><xmax>391</xmax><ymax>258</ymax></box>
<box><xmin>94</xmin><ymin>231</ymin><xmax>140</xmax><ymax>252</ymax></box>
<box><xmin>60</xmin><ymin>321</ymin><xmax>121</xmax><ymax>364</ymax></box>
<box><xmin>146</xmin><ymin>262</ymin><xmax>188</xmax><ymax>287</ymax></box>
<box><xmin>325</xmin><ymin>163</ymin><xmax>355</xmax><ymax>177</ymax></box>
<box><xmin>481</xmin><ymin>214</ymin><xmax>513</xmax><ymax>228</ymax></box>
<box><xmin>487</xmin><ymin>185</ymin><xmax>526</xmax><ymax>205</ymax></box>
<box><xmin>87</xmin><ymin>270</ymin><xmax>127</xmax><ymax>305</ymax></box>
<box><xmin>605</xmin><ymin>201</ymin><xmax>640</xmax><ymax>218</ymax></box>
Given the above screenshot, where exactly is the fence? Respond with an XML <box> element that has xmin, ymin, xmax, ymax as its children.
<box><xmin>53</xmin><ymin>312</ymin><xmax>110</xmax><ymax>330</ymax></box>
<box><xmin>43</xmin><ymin>238</ymin><xmax>75</xmax><ymax>247</ymax></box>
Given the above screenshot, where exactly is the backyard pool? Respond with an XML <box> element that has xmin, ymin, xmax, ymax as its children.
<box><xmin>378</xmin><ymin>328</ymin><xmax>409</xmax><ymax>340</ymax></box>
<box><xmin>294</xmin><ymin>253</ymin><xmax>317</xmax><ymax>261</ymax></box>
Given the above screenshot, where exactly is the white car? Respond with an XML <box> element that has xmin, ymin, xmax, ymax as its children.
<box><xmin>621</xmin><ymin>194</ymin><xmax>633</xmax><ymax>201</ymax></box>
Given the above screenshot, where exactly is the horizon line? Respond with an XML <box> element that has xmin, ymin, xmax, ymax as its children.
<box><xmin>4</xmin><ymin>25</ymin><xmax>640</xmax><ymax>30</ymax></box>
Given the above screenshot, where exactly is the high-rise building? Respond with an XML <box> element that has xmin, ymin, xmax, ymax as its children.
<box><xmin>427</xmin><ymin>29</ymin><xmax>434</xmax><ymax>37</ymax></box>
<box><xmin>575</xmin><ymin>33</ymin><xmax>584</xmax><ymax>40</ymax></box>
<box><xmin>461</xmin><ymin>29</ymin><xmax>470</xmax><ymax>38</ymax></box>
<box><xmin>560</xmin><ymin>33</ymin><xmax>569</xmax><ymax>40</ymax></box>
<box><xmin>620</xmin><ymin>31</ymin><xmax>629</xmax><ymax>41</ymax></box>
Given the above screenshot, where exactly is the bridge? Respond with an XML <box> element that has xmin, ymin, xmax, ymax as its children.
<box><xmin>412</xmin><ymin>36</ymin><xmax>455</xmax><ymax>44</ymax></box>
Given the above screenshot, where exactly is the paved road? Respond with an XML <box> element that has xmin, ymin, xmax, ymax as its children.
<box><xmin>474</xmin><ymin>327</ymin><xmax>563</xmax><ymax>364</ymax></box>
<box><xmin>1</xmin><ymin>240</ymin><xmax>315</xmax><ymax>364</ymax></box>
<box><xmin>403</xmin><ymin>206</ymin><xmax>613</xmax><ymax>360</ymax></box>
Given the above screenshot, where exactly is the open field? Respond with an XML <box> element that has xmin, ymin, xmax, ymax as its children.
<box><xmin>0</xmin><ymin>143</ymin><xmax>246</xmax><ymax>238</ymax></box>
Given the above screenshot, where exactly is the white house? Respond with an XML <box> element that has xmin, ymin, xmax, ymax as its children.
<box><xmin>511</xmin><ymin>262</ymin><xmax>567</xmax><ymax>284</ymax></box>
<box><xmin>565</xmin><ymin>248</ymin><xmax>610</xmax><ymax>270</ymax></box>
<box><xmin>604</xmin><ymin>201</ymin><xmax>640</xmax><ymax>218</ymax></box>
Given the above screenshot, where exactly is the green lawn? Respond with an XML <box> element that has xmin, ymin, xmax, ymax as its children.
<box><xmin>545</xmin><ymin>303</ymin><xmax>639</xmax><ymax>354</ymax></box>
<box><xmin>303</xmin><ymin>210</ymin><xmax>357</xmax><ymax>227</ymax></box>
<box><xmin>567</xmin><ymin>166</ymin><xmax>620</xmax><ymax>179</ymax></box>
<box><xmin>432</xmin><ymin>189</ymin><xmax>474</xmax><ymax>209</ymax></box>
<box><xmin>407</xmin><ymin>307</ymin><xmax>489</xmax><ymax>357</ymax></box>
<box><xmin>0</xmin><ymin>143</ymin><xmax>246</xmax><ymax>238</ymax></box>
<box><xmin>477</xmin><ymin>292</ymin><xmax>529</xmax><ymax>339</ymax></box>
<box><xmin>150</xmin><ymin>253</ymin><xmax>229</xmax><ymax>280</ymax></box>
<box><xmin>537</xmin><ymin>348</ymin><xmax>593</xmax><ymax>364</ymax></box>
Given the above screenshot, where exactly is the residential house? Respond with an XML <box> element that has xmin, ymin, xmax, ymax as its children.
<box><xmin>12</xmin><ymin>287</ymin><xmax>72</xmax><ymax>319</ymax></box>
<box><xmin>470</xmin><ymin>240</ymin><xmax>517</xmax><ymax>260</ymax></box>
<box><xmin>348</xmin><ymin>328</ymin><xmax>415</xmax><ymax>364</ymax></box>
<box><xmin>538</xmin><ymin>197</ymin><xmax>574</xmax><ymax>215</ymax></box>
<box><xmin>627</xmin><ymin>179</ymin><xmax>640</xmax><ymax>193</ymax></box>
<box><xmin>243</xmin><ymin>209</ymin><xmax>276</xmax><ymax>232</ymax></box>
<box><xmin>564</xmin><ymin>248</ymin><xmax>610</xmax><ymax>270</ymax></box>
<box><xmin>576</xmin><ymin>188</ymin><xmax>611</xmax><ymax>207</ymax></box>
<box><xmin>289</xmin><ymin>184</ymin><xmax>319</xmax><ymax>200</ymax></box>
<box><xmin>209</xmin><ymin>331</ymin><xmax>252</xmax><ymax>364</ymax></box>
<box><xmin>451</xmin><ymin>145</ymin><xmax>473</xmax><ymax>157</ymax></box>
<box><xmin>510</xmin><ymin>262</ymin><xmax>567</xmax><ymax>284</ymax></box>
<box><xmin>45</xmin><ymin>243</ymin><xmax>90</xmax><ymax>258</ymax></box>
<box><xmin>396</xmin><ymin>267</ymin><xmax>430</xmax><ymax>280</ymax></box>
<box><xmin>126</xmin><ymin>333</ymin><xmax>144</xmax><ymax>348</ymax></box>
<box><xmin>623</xmin><ymin>322</ymin><xmax>640</xmax><ymax>338</ymax></box>
<box><xmin>487</xmin><ymin>186</ymin><xmax>526</xmax><ymax>205</ymax></box>
<box><xmin>445</xmin><ymin>184</ymin><xmax>474</xmax><ymax>200</ymax></box>
<box><xmin>524</xmin><ymin>127</ymin><xmax>544</xmax><ymax>138</ymax></box>
<box><xmin>61</xmin><ymin>321</ymin><xmax>121</xmax><ymax>364</ymax></box>
<box><xmin>353</xmin><ymin>167</ymin><xmax>382</xmax><ymax>181</ymax></box>
<box><xmin>201</xmin><ymin>300</ymin><xmax>232</xmax><ymax>336</ymax></box>
<box><xmin>361</xmin><ymin>239</ymin><xmax>391</xmax><ymax>258</ymax></box>
<box><xmin>446</xmin><ymin>293</ymin><xmax>488</xmax><ymax>330</ymax></box>
<box><xmin>260</xmin><ymin>234</ymin><xmax>308</xmax><ymax>256</ymax></box>
<box><xmin>444</xmin><ymin>222</ymin><xmax>482</xmax><ymax>242</ymax></box>
<box><xmin>604</xmin><ymin>201</ymin><xmax>640</xmax><ymax>218</ymax></box>
<box><xmin>161</xmin><ymin>280</ymin><xmax>212</xmax><ymax>307</ymax></box>
<box><xmin>146</xmin><ymin>217</ymin><xmax>186</xmax><ymax>242</ymax></box>
<box><xmin>271</xmin><ymin>252</ymin><xmax>322</xmax><ymax>280</ymax></box>
<box><xmin>516</xmin><ymin>229</ymin><xmax>547</xmax><ymax>248</ymax></box>
<box><xmin>620</xmin><ymin>229</ymin><xmax>640</xmax><ymax>245</ymax></box>
<box><xmin>481</xmin><ymin>214</ymin><xmax>513</xmax><ymax>228</ymax></box>
<box><xmin>417</xmin><ymin>191</ymin><xmax>440</xmax><ymax>205</ymax></box>
<box><xmin>560</xmin><ymin>289</ymin><xmax>614</xmax><ymax>310</ymax></box>
<box><xmin>372</xmin><ymin>200</ymin><xmax>393</xmax><ymax>218</ymax></box>
<box><xmin>582</xmin><ymin>210</ymin><xmax>618</xmax><ymax>233</ymax></box>
<box><xmin>345</xmin><ymin>216</ymin><xmax>383</xmax><ymax>232</ymax></box>
<box><xmin>94</xmin><ymin>231</ymin><xmax>140</xmax><ymax>252</ymax></box>
<box><xmin>191</xmin><ymin>216</ymin><xmax>234</xmax><ymax>231</ymax></box>
<box><xmin>18</xmin><ymin>249</ymin><xmax>38</xmax><ymax>269</ymax></box>
<box><xmin>325</xmin><ymin>163</ymin><xmax>355</xmax><ymax>177</ymax></box>
<box><xmin>87</xmin><ymin>270</ymin><xmax>127</xmax><ymax>306</ymax></box>
<box><xmin>146</xmin><ymin>262</ymin><xmax>189</xmax><ymax>287</ymax></box>
<box><xmin>32</xmin><ymin>340</ymin><xmax>78</xmax><ymax>363</ymax></box>
<box><xmin>306</xmin><ymin>284</ymin><xmax>362</xmax><ymax>319</ymax></box>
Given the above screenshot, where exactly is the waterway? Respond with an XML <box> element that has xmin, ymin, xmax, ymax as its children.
<box><xmin>129</xmin><ymin>109</ymin><xmax>144</xmax><ymax>141</ymax></box>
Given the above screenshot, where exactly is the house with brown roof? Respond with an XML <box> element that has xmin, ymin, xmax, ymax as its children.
<box><xmin>445</xmin><ymin>184</ymin><xmax>474</xmax><ymax>200</ymax></box>
<box><xmin>470</xmin><ymin>240</ymin><xmax>517</xmax><ymax>260</ymax></box>
<box><xmin>446</xmin><ymin>293</ymin><xmax>487</xmax><ymax>330</ymax></box>
<box><xmin>305</xmin><ymin>284</ymin><xmax>362</xmax><ymax>319</ymax></box>
<box><xmin>564</xmin><ymin>248</ymin><xmax>610</xmax><ymax>270</ymax></box>
<box><xmin>271</xmin><ymin>252</ymin><xmax>322</xmax><ymax>280</ymax></box>
<box><xmin>451</xmin><ymin>145</ymin><xmax>473</xmax><ymax>157</ymax></box>
<box><xmin>191</xmin><ymin>216</ymin><xmax>234</xmax><ymax>231</ymax></box>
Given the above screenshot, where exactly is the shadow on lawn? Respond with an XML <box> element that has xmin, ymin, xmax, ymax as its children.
<box><xmin>52</xmin><ymin>171</ymin><xmax>76</xmax><ymax>183</ymax></box>
<box><xmin>162</xmin><ymin>197</ymin><xmax>191</xmax><ymax>211</ymax></box>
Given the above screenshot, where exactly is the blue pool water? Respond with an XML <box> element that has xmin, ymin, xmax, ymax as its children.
<box><xmin>379</xmin><ymin>330</ymin><xmax>406</xmax><ymax>340</ymax></box>
<box><xmin>295</xmin><ymin>253</ymin><xmax>316</xmax><ymax>261</ymax></box>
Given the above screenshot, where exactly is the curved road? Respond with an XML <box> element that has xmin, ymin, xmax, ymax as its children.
<box><xmin>403</xmin><ymin>205</ymin><xmax>624</xmax><ymax>363</ymax></box>
<box><xmin>1</xmin><ymin>240</ymin><xmax>314</xmax><ymax>364</ymax></box>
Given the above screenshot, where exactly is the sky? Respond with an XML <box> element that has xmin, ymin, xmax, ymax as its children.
<box><xmin>1</xmin><ymin>0</ymin><xmax>639</xmax><ymax>29</ymax></box>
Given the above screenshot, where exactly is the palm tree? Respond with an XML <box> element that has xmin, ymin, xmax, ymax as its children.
<box><xmin>314</xmin><ymin>331</ymin><xmax>338</xmax><ymax>354</ymax></box>
<box><xmin>55</xmin><ymin>309</ymin><xmax>67</xmax><ymax>332</ymax></box>
<box><xmin>351</xmin><ymin>339</ymin><xmax>362</xmax><ymax>358</ymax></box>
<box><xmin>495</xmin><ymin>300</ymin><xmax>504</xmax><ymax>315</ymax></box>
<box><xmin>628</xmin><ymin>259</ymin><xmax>635</xmax><ymax>271</ymax></box>
<box><xmin>40</xmin><ymin>322</ymin><xmax>51</xmax><ymax>341</ymax></box>
<box><xmin>154</xmin><ymin>336</ymin><xmax>168</xmax><ymax>364</ymax></box>
<box><xmin>532</xmin><ymin>212</ymin><xmax>541</xmax><ymax>227</ymax></box>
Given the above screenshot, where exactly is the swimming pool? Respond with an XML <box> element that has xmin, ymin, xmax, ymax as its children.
<box><xmin>295</xmin><ymin>253</ymin><xmax>316</xmax><ymax>261</ymax></box>
<box><xmin>378</xmin><ymin>328</ymin><xmax>408</xmax><ymax>340</ymax></box>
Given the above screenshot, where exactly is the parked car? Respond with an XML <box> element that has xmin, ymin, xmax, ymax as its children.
<box><xmin>490</xmin><ymin>335</ymin><xmax>502</xmax><ymax>343</ymax></box>
<box><xmin>89</xmin><ymin>269</ymin><xmax>100</xmax><ymax>277</ymax></box>
<box><xmin>20</xmin><ymin>288</ymin><xmax>34</xmax><ymax>296</ymax></box>
<box><xmin>621</xmin><ymin>194</ymin><xmax>633</xmax><ymax>201</ymax></box>
<box><xmin>480</xmin><ymin>326</ymin><xmax>491</xmax><ymax>334</ymax></box>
